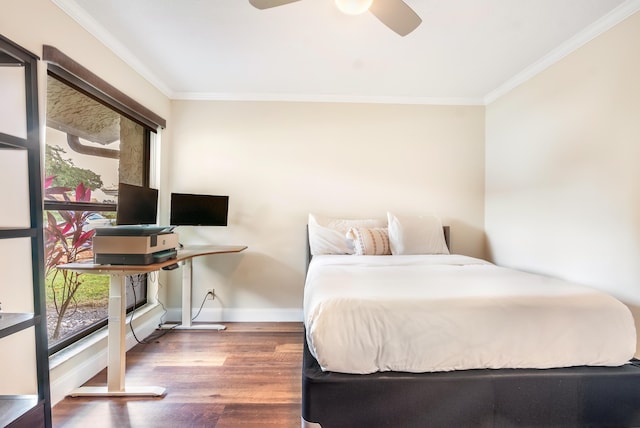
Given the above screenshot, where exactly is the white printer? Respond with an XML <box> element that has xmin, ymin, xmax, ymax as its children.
<box><xmin>92</xmin><ymin>225</ymin><xmax>178</xmax><ymax>265</ymax></box>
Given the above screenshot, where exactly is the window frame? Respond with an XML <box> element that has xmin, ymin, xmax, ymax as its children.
<box><xmin>43</xmin><ymin>46</ymin><xmax>165</xmax><ymax>356</ymax></box>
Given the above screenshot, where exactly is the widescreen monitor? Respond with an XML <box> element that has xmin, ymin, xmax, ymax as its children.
<box><xmin>116</xmin><ymin>182</ymin><xmax>159</xmax><ymax>225</ymax></box>
<box><xmin>170</xmin><ymin>193</ymin><xmax>229</xmax><ymax>226</ymax></box>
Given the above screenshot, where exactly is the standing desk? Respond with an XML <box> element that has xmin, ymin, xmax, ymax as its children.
<box><xmin>57</xmin><ymin>244</ymin><xmax>247</xmax><ymax>397</ymax></box>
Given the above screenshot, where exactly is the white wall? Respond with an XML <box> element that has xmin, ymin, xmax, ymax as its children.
<box><xmin>166</xmin><ymin>100</ymin><xmax>486</xmax><ymax>321</ymax></box>
<box><xmin>486</xmin><ymin>12</ymin><xmax>640</xmax><ymax>350</ymax></box>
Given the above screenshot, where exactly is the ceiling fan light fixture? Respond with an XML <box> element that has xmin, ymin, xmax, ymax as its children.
<box><xmin>335</xmin><ymin>0</ymin><xmax>373</xmax><ymax>15</ymax></box>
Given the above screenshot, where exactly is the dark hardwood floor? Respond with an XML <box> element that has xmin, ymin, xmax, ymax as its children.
<box><xmin>52</xmin><ymin>322</ymin><xmax>304</xmax><ymax>428</ymax></box>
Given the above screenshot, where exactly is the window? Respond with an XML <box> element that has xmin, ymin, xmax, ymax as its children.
<box><xmin>42</xmin><ymin>46</ymin><xmax>165</xmax><ymax>354</ymax></box>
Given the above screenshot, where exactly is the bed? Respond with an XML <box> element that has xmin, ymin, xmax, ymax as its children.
<box><xmin>301</xmin><ymin>214</ymin><xmax>640</xmax><ymax>427</ymax></box>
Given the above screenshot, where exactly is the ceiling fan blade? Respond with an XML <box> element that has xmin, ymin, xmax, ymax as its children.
<box><xmin>249</xmin><ymin>0</ymin><xmax>302</xmax><ymax>9</ymax></box>
<box><xmin>369</xmin><ymin>0</ymin><xmax>422</xmax><ymax>36</ymax></box>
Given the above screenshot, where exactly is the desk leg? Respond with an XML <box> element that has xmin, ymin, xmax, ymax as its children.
<box><xmin>181</xmin><ymin>258</ymin><xmax>193</xmax><ymax>328</ymax></box>
<box><xmin>160</xmin><ymin>257</ymin><xmax>226</xmax><ymax>331</ymax></box>
<box><xmin>108</xmin><ymin>273</ymin><xmax>128</xmax><ymax>391</ymax></box>
<box><xmin>69</xmin><ymin>273</ymin><xmax>165</xmax><ymax>397</ymax></box>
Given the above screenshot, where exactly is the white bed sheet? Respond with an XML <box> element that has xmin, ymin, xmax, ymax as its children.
<box><xmin>304</xmin><ymin>255</ymin><xmax>636</xmax><ymax>374</ymax></box>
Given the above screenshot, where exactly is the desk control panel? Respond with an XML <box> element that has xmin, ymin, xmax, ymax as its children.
<box><xmin>162</xmin><ymin>263</ymin><xmax>180</xmax><ymax>271</ymax></box>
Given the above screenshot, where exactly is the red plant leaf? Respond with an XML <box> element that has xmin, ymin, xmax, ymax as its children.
<box><xmin>47</xmin><ymin>252</ymin><xmax>64</xmax><ymax>268</ymax></box>
<box><xmin>46</xmin><ymin>211</ymin><xmax>57</xmax><ymax>226</ymax></box>
<box><xmin>60</xmin><ymin>223</ymin><xmax>73</xmax><ymax>235</ymax></box>
<box><xmin>74</xmin><ymin>183</ymin><xmax>84</xmax><ymax>200</ymax></box>
<box><xmin>76</xmin><ymin>229</ymin><xmax>95</xmax><ymax>245</ymax></box>
<box><xmin>69</xmin><ymin>183</ymin><xmax>93</xmax><ymax>203</ymax></box>
<box><xmin>59</xmin><ymin>210</ymin><xmax>72</xmax><ymax>223</ymax></box>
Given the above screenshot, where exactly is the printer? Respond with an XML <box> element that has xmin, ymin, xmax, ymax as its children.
<box><xmin>92</xmin><ymin>225</ymin><xmax>178</xmax><ymax>265</ymax></box>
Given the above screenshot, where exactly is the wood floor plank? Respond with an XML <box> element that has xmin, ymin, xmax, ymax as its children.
<box><xmin>52</xmin><ymin>322</ymin><xmax>304</xmax><ymax>427</ymax></box>
<box><xmin>215</xmin><ymin>404</ymin><xmax>301</xmax><ymax>428</ymax></box>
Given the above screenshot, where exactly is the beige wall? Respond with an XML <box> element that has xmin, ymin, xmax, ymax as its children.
<box><xmin>486</xmin><ymin>11</ymin><xmax>640</xmax><ymax>348</ymax></box>
<box><xmin>167</xmin><ymin>100</ymin><xmax>486</xmax><ymax>320</ymax></box>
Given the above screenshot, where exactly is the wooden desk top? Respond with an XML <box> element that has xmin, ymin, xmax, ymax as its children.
<box><xmin>57</xmin><ymin>244</ymin><xmax>247</xmax><ymax>275</ymax></box>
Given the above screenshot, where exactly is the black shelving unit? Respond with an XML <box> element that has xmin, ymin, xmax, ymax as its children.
<box><xmin>0</xmin><ymin>35</ymin><xmax>51</xmax><ymax>427</ymax></box>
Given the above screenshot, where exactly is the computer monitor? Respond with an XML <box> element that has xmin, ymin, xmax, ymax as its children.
<box><xmin>170</xmin><ymin>193</ymin><xmax>229</xmax><ymax>226</ymax></box>
<box><xmin>116</xmin><ymin>183</ymin><xmax>159</xmax><ymax>225</ymax></box>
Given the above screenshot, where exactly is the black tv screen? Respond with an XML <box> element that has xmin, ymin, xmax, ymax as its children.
<box><xmin>170</xmin><ymin>193</ymin><xmax>229</xmax><ymax>226</ymax></box>
<box><xmin>116</xmin><ymin>183</ymin><xmax>159</xmax><ymax>225</ymax></box>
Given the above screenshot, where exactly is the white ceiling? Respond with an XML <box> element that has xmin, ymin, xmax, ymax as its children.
<box><xmin>53</xmin><ymin>0</ymin><xmax>639</xmax><ymax>105</ymax></box>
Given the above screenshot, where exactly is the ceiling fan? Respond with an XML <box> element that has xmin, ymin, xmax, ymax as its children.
<box><xmin>248</xmin><ymin>0</ymin><xmax>422</xmax><ymax>37</ymax></box>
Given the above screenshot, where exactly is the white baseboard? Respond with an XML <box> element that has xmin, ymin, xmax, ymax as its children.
<box><xmin>164</xmin><ymin>307</ymin><xmax>304</xmax><ymax>323</ymax></box>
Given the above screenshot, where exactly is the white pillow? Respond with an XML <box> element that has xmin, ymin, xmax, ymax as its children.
<box><xmin>387</xmin><ymin>212</ymin><xmax>449</xmax><ymax>255</ymax></box>
<box><xmin>346</xmin><ymin>227</ymin><xmax>391</xmax><ymax>256</ymax></box>
<box><xmin>308</xmin><ymin>214</ymin><xmax>386</xmax><ymax>255</ymax></box>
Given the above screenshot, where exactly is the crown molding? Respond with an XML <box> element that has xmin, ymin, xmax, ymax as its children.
<box><xmin>484</xmin><ymin>0</ymin><xmax>640</xmax><ymax>105</ymax></box>
<box><xmin>50</xmin><ymin>0</ymin><xmax>174</xmax><ymax>98</ymax></box>
<box><xmin>171</xmin><ymin>91</ymin><xmax>485</xmax><ymax>106</ymax></box>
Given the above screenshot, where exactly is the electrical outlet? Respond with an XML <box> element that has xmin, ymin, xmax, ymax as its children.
<box><xmin>207</xmin><ymin>289</ymin><xmax>215</xmax><ymax>300</ymax></box>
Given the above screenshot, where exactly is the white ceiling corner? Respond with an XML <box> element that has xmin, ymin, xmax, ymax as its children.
<box><xmin>484</xmin><ymin>0</ymin><xmax>640</xmax><ymax>104</ymax></box>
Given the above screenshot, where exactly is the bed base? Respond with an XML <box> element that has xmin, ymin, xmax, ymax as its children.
<box><xmin>302</xmin><ymin>336</ymin><xmax>640</xmax><ymax>428</ymax></box>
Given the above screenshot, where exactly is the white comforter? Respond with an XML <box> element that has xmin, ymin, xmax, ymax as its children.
<box><xmin>304</xmin><ymin>255</ymin><xmax>636</xmax><ymax>374</ymax></box>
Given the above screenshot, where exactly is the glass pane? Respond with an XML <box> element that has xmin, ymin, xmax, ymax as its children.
<box><xmin>45</xmin><ymin>127</ymin><xmax>119</xmax><ymax>204</ymax></box>
<box><xmin>45</xmin><ymin>74</ymin><xmax>146</xmax><ymax>203</ymax></box>
<box><xmin>45</xmin><ymin>74</ymin><xmax>148</xmax><ymax>352</ymax></box>
<box><xmin>0</xmin><ymin>328</ymin><xmax>37</xmax><ymax>394</ymax></box>
<box><xmin>0</xmin><ymin>148</ymin><xmax>30</xmax><ymax>227</ymax></box>
<box><xmin>0</xmin><ymin>65</ymin><xmax>27</xmax><ymax>139</ymax></box>
<box><xmin>46</xmin><ymin>271</ymin><xmax>109</xmax><ymax>348</ymax></box>
<box><xmin>0</xmin><ymin>237</ymin><xmax>34</xmax><ymax>312</ymax></box>
<box><xmin>44</xmin><ymin>209</ymin><xmax>111</xmax><ymax>346</ymax></box>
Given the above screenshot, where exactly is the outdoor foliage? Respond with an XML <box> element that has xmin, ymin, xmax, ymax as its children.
<box><xmin>44</xmin><ymin>176</ymin><xmax>97</xmax><ymax>340</ymax></box>
<box><xmin>45</xmin><ymin>145</ymin><xmax>103</xmax><ymax>190</ymax></box>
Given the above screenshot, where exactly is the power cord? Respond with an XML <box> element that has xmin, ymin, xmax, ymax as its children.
<box><xmin>129</xmin><ymin>273</ymin><xmax>176</xmax><ymax>344</ymax></box>
<box><xmin>191</xmin><ymin>290</ymin><xmax>214</xmax><ymax>321</ymax></box>
<box><xmin>128</xmin><ymin>273</ymin><xmax>217</xmax><ymax>342</ymax></box>
<box><xmin>148</xmin><ymin>271</ymin><xmax>170</xmax><ymax>327</ymax></box>
<box><xmin>127</xmin><ymin>271</ymin><xmax>216</xmax><ymax>341</ymax></box>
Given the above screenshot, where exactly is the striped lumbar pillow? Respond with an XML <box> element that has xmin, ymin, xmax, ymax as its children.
<box><xmin>346</xmin><ymin>227</ymin><xmax>391</xmax><ymax>256</ymax></box>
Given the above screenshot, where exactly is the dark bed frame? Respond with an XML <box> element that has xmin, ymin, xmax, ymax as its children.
<box><xmin>302</xmin><ymin>226</ymin><xmax>640</xmax><ymax>427</ymax></box>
